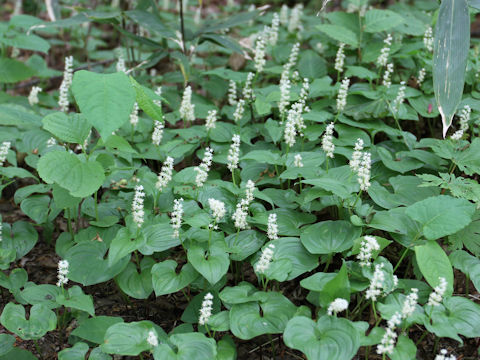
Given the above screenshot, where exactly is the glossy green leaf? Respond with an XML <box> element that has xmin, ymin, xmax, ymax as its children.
<box><xmin>0</xmin><ymin>58</ymin><xmax>35</xmax><ymax>83</ymax></box>
<box><xmin>229</xmin><ymin>292</ymin><xmax>296</xmax><ymax>340</ymax></box>
<box><xmin>1</xmin><ymin>221</ymin><xmax>38</xmax><ymax>260</ymax></box>
<box><xmin>301</xmin><ymin>220</ymin><xmax>361</xmax><ymax>254</ymax></box>
<box><xmin>20</xmin><ymin>195</ymin><xmax>50</xmax><ymax>224</ymax></box>
<box><xmin>139</xmin><ymin>222</ymin><xmax>180</xmax><ymax>255</ymax></box>
<box><xmin>37</xmin><ymin>151</ymin><xmax>105</xmax><ymax>198</ymax></box>
<box><xmin>0</xmin><ymin>303</ymin><xmax>56</xmax><ymax>340</ymax></box>
<box><xmin>72</xmin><ymin>316</ymin><xmax>123</xmax><ymax>345</ymax></box>
<box><xmin>153</xmin><ymin>333</ymin><xmax>217</xmax><ymax>360</ymax></box>
<box><xmin>187</xmin><ymin>243</ymin><xmax>229</xmax><ymax>285</ymax></box>
<box><xmin>71</xmin><ymin>70</ymin><xmax>136</xmax><ymax>139</ymax></box>
<box><xmin>405</xmin><ymin>195</ymin><xmax>475</xmax><ymax>240</ymax></box>
<box><xmin>58</xmin><ymin>342</ymin><xmax>89</xmax><ymax>360</ymax></box>
<box><xmin>56</xmin><ymin>285</ymin><xmax>95</xmax><ymax>316</ymax></box>
<box><xmin>262</xmin><ymin>237</ymin><xmax>318</xmax><ymax>281</ymax></box>
<box><xmin>318</xmin><ymin>263</ymin><xmax>350</xmax><ymax>308</ymax></box>
<box><xmin>433</xmin><ymin>0</ymin><xmax>470</xmax><ymax>137</ymax></box>
<box><xmin>151</xmin><ymin>260</ymin><xmax>198</xmax><ymax>296</ymax></box>
<box><xmin>390</xmin><ymin>335</ymin><xmax>417</xmax><ymax>360</ymax></box>
<box><xmin>316</xmin><ymin>24</ymin><xmax>358</xmax><ymax>47</ymax></box>
<box><xmin>42</xmin><ymin>112</ymin><xmax>91</xmax><ymax>144</ymax></box>
<box><xmin>364</xmin><ymin>9</ymin><xmax>404</xmax><ymax>32</ymax></box>
<box><xmin>415</xmin><ymin>241</ymin><xmax>454</xmax><ymax>294</ymax></box>
<box><xmin>449</xmin><ymin>250</ymin><xmax>480</xmax><ymax>292</ymax></box>
<box><xmin>102</xmin><ymin>321</ymin><xmax>166</xmax><ymax>356</ymax></box>
<box><xmin>284</xmin><ymin>316</ymin><xmax>361</xmax><ymax>360</ymax></box>
<box><xmin>0</xmin><ymin>334</ymin><xmax>15</xmax><ymax>356</ymax></box>
<box><xmin>66</xmin><ymin>242</ymin><xmax>129</xmax><ymax>286</ymax></box>
<box><xmin>116</xmin><ymin>258</ymin><xmax>154</xmax><ymax>299</ymax></box>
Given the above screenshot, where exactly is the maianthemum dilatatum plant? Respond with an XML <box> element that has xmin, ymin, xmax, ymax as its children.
<box><xmin>1</xmin><ymin>0</ymin><xmax>480</xmax><ymax>359</ymax></box>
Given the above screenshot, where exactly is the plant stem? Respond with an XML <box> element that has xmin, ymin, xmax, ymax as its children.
<box><xmin>66</xmin><ymin>208</ymin><xmax>74</xmax><ymax>238</ymax></box>
<box><xmin>94</xmin><ymin>190</ymin><xmax>99</xmax><ymax>222</ymax></box>
<box><xmin>323</xmin><ymin>254</ymin><xmax>333</xmax><ymax>272</ymax></box>
<box><xmin>179</xmin><ymin>0</ymin><xmax>186</xmax><ymax>54</ymax></box>
<box><xmin>34</xmin><ymin>340</ymin><xmax>42</xmax><ymax>359</ymax></box>
<box><xmin>371</xmin><ymin>301</ymin><xmax>378</xmax><ymax>322</ymax></box>
<box><xmin>393</xmin><ymin>247</ymin><xmax>409</xmax><ymax>273</ymax></box>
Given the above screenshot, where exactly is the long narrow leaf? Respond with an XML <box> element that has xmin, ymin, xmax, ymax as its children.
<box><xmin>433</xmin><ymin>0</ymin><xmax>470</xmax><ymax>137</ymax></box>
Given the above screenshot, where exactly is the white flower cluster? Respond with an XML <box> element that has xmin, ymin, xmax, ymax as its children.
<box><xmin>227</xmin><ymin>134</ymin><xmax>241</xmax><ymax>172</ymax></box>
<box><xmin>267</xmin><ymin>213</ymin><xmax>279</xmax><ymax>240</ymax></box>
<box><xmin>424</xmin><ymin>26</ymin><xmax>434</xmax><ymax>52</ymax></box>
<box><xmin>0</xmin><ymin>219</ymin><xmax>2</xmax><ymax>243</ymax></box>
<box><xmin>233</xmin><ymin>99</ymin><xmax>245</xmax><ymax>123</ymax></box>
<box><xmin>322</xmin><ymin>122</ymin><xmax>335</xmax><ymax>158</ymax></box>
<box><xmin>435</xmin><ymin>349</ymin><xmax>457</xmax><ymax>360</ymax></box>
<box><xmin>171</xmin><ymin>198</ymin><xmax>184</xmax><ymax>238</ymax></box>
<box><xmin>0</xmin><ymin>141</ymin><xmax>11</xmax><ymax>166</ymax></box>
<box><xmin>377</xmin><ymin>311</ymin><xmax>401</xmax><ymax>355</ymax></box>
<box><xmin>132</xmin><ymin>185</ymin><xmax>145</xmax><ymax>228</ymax></box>
<box><xmin>283</xmin><ymin>79</ymin><xmax>310</xmax><ymax>146</ymax></box>
<box><xmin>358</xmin><ymin>152</ymin><xmax>372</xmax><ymax>191</ymax></box>
<box><xmin>294</xmin><ymin>154</ymin><xmax>303</xmax><ymax>168</ymax></box>
<box><xmin>334</xmin><ymin>43</ymin><xmax>346</xmax><ymax>73</ymax></box>
<box><xmin>116</xmin><ymin>53</ymin><xmax>127</xmax><ymax>73</ymax></box>
<box><xmin>156</xmin><ymin>157</ymin><xmax>174</xmax><ymax>191</ymax></box>
<box><xmin>28</xmin><ymin>86</ymin><xmax>42</xmax><ymax>106</ymax></box>
<box><xmin>208</xmin><ymin>198</ymin><xmax>226</xmax><ymax>223</ymax></box>
<box><xmin>417</xmin><ymin>68</ymin><xmax>426</xmax><ymax>87</ymax></box>
<box><xmin>376</xmin><ymin>288</ymin><xmax>419</xmax><ymax>355</ymax></box>
<box><xmin>278</xmin><ymin>42</ymin><xmax>301</xmax><ymax>117</ymax></box>
<box><xmin>232</xmin><ymin>180</ymin><xmax>256</xmax><ymax>230</ymax></box>
<box><xmin>377</xmin><ymin>33</ymin><xmax>393</xmax><ymax>67</ymax></box>
<box><xmin>59</xmin><ymin>56</ymin><xmax>74</xmax><ymax>112</ymax></box>
<box><xmin>280</xmin><ymin>5</ymin><xmax>289</xmax><ymax>25</ymax></box>
<box><xmin>243</xmin><ymin>72</ymin><xmax>255</xmax><ymax>101</ymax></box>
<box><xmin>401</xmin><ymin>288</ymin><xmax>419</xmax><ymax>319</ymax></box>
<box><xmin>56</xmin><ymin>259</ymin><xmax>69</xmax><ymax>287</ymax></box>
<box><xmin>347</xmin><ymin>2</ymin><xmax>367</xmax><ymax>16</ymax></box>
<box><xmin>335</xmin><ymin>43</ymin><xmax>345</xmax><ymax>72</ymax></box>
<box><xmin>336</xmin><ymin>77</ymin><xmax>350</xmax><ymax>112</ymax></box>
<box><xmin>427</xmin><ymin>277</ymin><xmax>447</xmax><ymax>306</ymax></box>
<box><xmin>194</xmin><ymin>147</ymin><xmax>213</xmax><ymax>187</ymax></box>
<box><xmin>255</xmin><ymin>243</ymin><xmax>275</xmax><ymax>274</ymax></box>
<box><xmin>180</xmin><ymin>86</ymin><xmax>195</xmax><ymax>122</ymax></box>
<box><xmin>327</xmin><ymin>298</ymin><xmax>348</xmax><ymax>316</ymax></box>
<box><xmin>392</xmin><ymin>81</ymin><xmax>406</xmax><ymax>114</ymax></box>
<box><xmin>198</xmin><ymin>293</ymin><xmax>214</xmax><ymax>325</ymax></box>
<box><xmin>357</xmin><ymin>235</ymin><xmax>379</xmax><ymax>267</ymax></box>
<box><xmin>153</xmin><ymin>86</ymin><xmax>162</xmax><ymax>107</ymax></box>
<box><xmin>146</xmin><ymin>330</ymin><xmax>158</xmax><ymax>347</ymax></box>
<box><xmin>349</xmin><ymin>138</ymin><xmax>364</xmax><ymax>172</ymax></box>
<box><xmin>254</xmin><ymin>30</ymin><xmax>267</xmax><ymax>73</ymax></box>
<box><xmin>451</xmin><ymin>105</ymin><xmax>471</xmax><ymax>140</ymax></box>
<box><xmin>383</xmin><ymin>63</ymin><xmax>394</xmax><ymax>88</ymax></box>
<box><xmin>286</xmin><ymin>42</ymin><xmax>300</xmax><ymax>71</ymax></box>
<box><xmin>366</xmin><ymin>263</ymin><xmax>385</xmax><ymax>301</ymax></box>
<box><xmin>79</xmin><ymin>130</ymin><xmax>91</xmax><ymax>152</ymax></box>
<box><xmin>278</xmin><ymin>71</ymin><xmax>291</xmax><ymax>117</ymax></box>
<box><xmin>205</xmin><ymin>109</ymin><xmax>218</xmax><ymax>130</ymax></box>
<box><xmin>288</xmin><ymin>4</ymin><xmax>303</xmax><ymax>33</ymax></box>
<box><xmin>228</xmin><ymin>80</ymin><xmax>237</xmax><ymax>106</ymax></box>
<box><xmin>284</xmin><ymin>111</ymin><xmax>298</xmax><ymax>147</ymax></box>
<box><xmin>47</xmin><ymin>137</ymin><xmax>57</xmax><ymax>148</ymax></box>
<box><xmin>130</xmin><ymin>102</ymin><xmax>139</xmax><ymax>126</ymax></box>
<box><xmin>152</xmin><ymin>120</ymin><xmax>164</xmax><ymax>145</ymax></box>
<box><xmin>269</xmin><ymin>13</ymin><xmax>280</xmax><ymax>45</ymax></box>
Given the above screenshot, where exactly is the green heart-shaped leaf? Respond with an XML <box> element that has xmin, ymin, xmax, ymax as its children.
<box><xmin>37</xmin><ymin>151</ymin><xmax>105</xmax><ymax>198</ymax></box>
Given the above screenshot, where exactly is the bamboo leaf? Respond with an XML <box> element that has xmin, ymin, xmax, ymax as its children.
<box><xmin>433</xmin><ymin>0</ymin><xmax>470</xmax><ymax>137</ymax></box>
